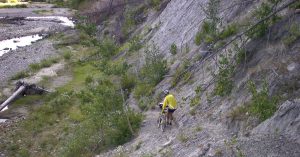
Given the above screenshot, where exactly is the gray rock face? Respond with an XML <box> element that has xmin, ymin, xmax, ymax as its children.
<box><xmin>252</xmin><ymin>99</ymin><xmax>300</xmax><ymax>144</ymax></box>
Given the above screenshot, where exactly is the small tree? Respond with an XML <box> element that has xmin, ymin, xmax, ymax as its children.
<box><xmin>140</xmin><ymin>44</ymin><xmax>168</xmax><ymax>85</ymax></box>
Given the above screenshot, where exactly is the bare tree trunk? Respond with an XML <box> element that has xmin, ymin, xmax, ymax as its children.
<box><xmin>0</xmin><ymin>86</ymin><xmax>26</xmax><ymax>111</ymax></box>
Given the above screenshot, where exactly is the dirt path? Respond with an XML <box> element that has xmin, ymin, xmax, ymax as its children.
<box><xmin>99</xmin><ymin>104</ymin><xmax>230</xmax><ymax>157</ymax></box>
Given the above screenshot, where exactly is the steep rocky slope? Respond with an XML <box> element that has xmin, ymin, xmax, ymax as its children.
<box><xmin>0</xmin><ymin>0</ymin><xmax>299</xmax><ymax>156</ymax></box>
<box><xmin>95</xmin><ymin>0</ymin><xmax>300</xmax><ymax>156</ymax></box>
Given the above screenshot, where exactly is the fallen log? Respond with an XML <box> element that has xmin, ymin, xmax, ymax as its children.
<box><xmin>0</xmin><ymin>81</ymin><xmax>49</xmax><ymax>111</ymax></box>
<box><xmin>0</xmin><ymin>86</ymin><xmax>25</xmax><ymax>111</ymax></box>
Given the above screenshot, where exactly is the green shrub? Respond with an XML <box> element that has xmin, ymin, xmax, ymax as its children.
<box><xmin>140</xmin><ymin>44</ymin><xmax>168</xmax><ymax>85</ymax></box>
<box><xmin>234</xmin><ymin>44</ymin><xmax>247</xmax><ymax>64</ymax></box>
<box><xmin>195</xmin><ymin>31</ymin><xmax>203</xmax><ymax>46</ymax></box>
<box><xmin>149</xmin><ymin>0</ymin><xmax>161</xmax><ymax>9</ymax></box>
<box><xmin>121</xmin><ymin>73</ymin><xmax>137</xmax><ymax>92</ymax></box>
<box><xmin>195</xmin><ymin>85</ymin><xmax>202</xmax><ymax>94</ymax></box>
<box><xmin>195</xmin><ymin>21</ymin><xmax>218</xmax><ymax>45</ymax></box>
<box><xmin>63</xmin><ymin>78</ymin><xmax>142</xmax><ymax>156</ymax></box>
<box><xmin>76</xmin><ymin>20</ymin><xmax>97</xmax><ymax>37</ymax></box>
<box><xmin>219</xmin><ymin>23</ymin><xmax>238</xmax><ymax>40</ymax></box>
<box><xmin>289</xmin><ymin>1</ymin><xmax>300</xmax><ymax>9</ymax></box>
<box><xmin>98</xmin><ymin>59</ymin><xmax>130</xmax><ymax>76</ymax></box>
<box><xmin>129</xmin><ymin>36</ymin><xmax>143</xmax><ymax>52</ymax></box>
<box><xmin>122</xmin><ymin>8</ymin><xmax>137</xmax><ymax>38</ymax></box>
<box><xmin>190</xmin><ymin>96</ymin><xmax>200</xmax><ymax>107</ymax></box>
<box><xmin>170</xmin><ymin>43</ymin><xmax>177</xmax><ymax>55</ymax></box>
<box><xmin>97</xmin><ymin>38</ymin><xmax>119</xmax><ymax>59</ymax></box>
<box><xmin>247</xmin><ymin>81</ymin><xmax>279</xmax><ymax>121</ymax></box>
<box><xmin>214</xmin><ymin>54</ymin><xmax>235</xmax><ymax>96</ymax></box>
<box><xmin>247</xmin><ymin>2</ymin><xmax>280</xmax><ymax>39</ymax></box>
<box><xmin>195</xmin><ymin>0</ymin><xmax>220</xmax><ymax>45</ymax></box>
<box><xmin>63</xmin><ymin>51</ymin><xmax>72</xmax><ymax>60</ymax></box>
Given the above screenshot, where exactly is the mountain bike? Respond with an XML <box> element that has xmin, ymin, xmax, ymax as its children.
<box><xmin>157</xmin><ymin>103</ymin><xmax>168</xmax><ymax>132</ymax></box>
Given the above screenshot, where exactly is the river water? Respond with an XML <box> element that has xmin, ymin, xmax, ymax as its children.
<box><xmin>0</xmin><ymin>34</ymin><xmax>44</xmax><ymax>56</ymax></box>
<box><xmin>0</xmin><ymin>16</ymin><xmax>75</xmax><ymax>116</ymax></box>
<box><xmin>0</xmin><ymin>16</ymin><xmax>75</xmax><ymax>57</ymax></box>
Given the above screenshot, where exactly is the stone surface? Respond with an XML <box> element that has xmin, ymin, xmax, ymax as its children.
<box><xmin>252</xmin><ymin>99</ymin><xmax>300</xmax><ymax>144</ymax></box>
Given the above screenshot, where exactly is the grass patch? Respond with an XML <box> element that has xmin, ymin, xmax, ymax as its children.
<box><xmin>60</xmin><ymin>63</ymin><xmax>101</xmax><ymax>91</ymax></box>
<box><xmin>32</xmin><ymin>9</ymin><xmax>53</xmax><ymax>15</ymax></box>
<box><xmin>11</xmin><ymin>71</ymin><xmax>30</xmax><ymax>80</ymax></box>
<box><xmin>29</xmin><ymin>58</ymin><xmax>60</xmax><ymax>72</ymax></box>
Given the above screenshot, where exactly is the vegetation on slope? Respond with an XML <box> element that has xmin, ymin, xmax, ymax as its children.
<box><xmin>1</xmin><ymin>18</ymin><xmax>144</xmax><ymax>157</ymax></box>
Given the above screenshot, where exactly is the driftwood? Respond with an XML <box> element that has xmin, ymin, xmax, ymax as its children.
<box><xmin>0</xmin><ymin>81</ymin><xmax>49</xmax><ymax>111</ymax></box>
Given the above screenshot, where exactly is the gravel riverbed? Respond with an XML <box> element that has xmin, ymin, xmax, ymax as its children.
<box><xmin>0</xmin><ymin>3</ymin><xmax>75</xmax><ymax>87</ymax></box>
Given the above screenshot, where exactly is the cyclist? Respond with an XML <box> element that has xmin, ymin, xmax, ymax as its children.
<box><xmin>161</xmin><ymin>90</ymin><xmax>177</xmax><ymax>125</ymax></box>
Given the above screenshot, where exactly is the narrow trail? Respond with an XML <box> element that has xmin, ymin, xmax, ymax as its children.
<box><xmin>99</xmin><ymin>104</ymin><xmax>230</xmax><ymax>157</ymax></box>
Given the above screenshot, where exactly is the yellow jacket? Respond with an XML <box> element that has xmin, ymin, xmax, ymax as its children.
<box><xmin>162</xmin><ymin>94</ymin><xmax>177</xmax><ymax>113</ymax></box>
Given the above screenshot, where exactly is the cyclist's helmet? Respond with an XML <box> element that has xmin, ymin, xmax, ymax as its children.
<box><xmin>163</xmin><ymin>90</ymin><xmax>169</xmax><ymax>96</ymax></box>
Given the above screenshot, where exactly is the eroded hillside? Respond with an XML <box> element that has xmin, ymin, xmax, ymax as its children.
<box><xmin>0</xmin><ymin>0</ymin><xmax>299</xmax><ymax>156</ymax></box>
<box><xmin>94</xmin><ymin>0</ymin><xmax>300</xmax><ymax>156</ymax></box>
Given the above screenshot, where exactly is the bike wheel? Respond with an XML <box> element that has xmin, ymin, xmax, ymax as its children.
<box><xmin>160</xmin><ymin>116</ymin><xmax>166</xmax><ymax>132</ymax></box>
<box><xmin>157</xmin><ymin>118</ymin><xmax>161</xmax><ymax>128</ymax></box>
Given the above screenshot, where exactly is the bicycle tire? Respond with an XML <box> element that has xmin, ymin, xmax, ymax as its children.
<box><xmin>160</xmin><ymin>115</ymin><xmax>166</xmax><ymax>132</ymax></box>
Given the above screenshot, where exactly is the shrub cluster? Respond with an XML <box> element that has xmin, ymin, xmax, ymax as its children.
<box><xmin>134</xmin><ymin>44</ymin><xmax>168</xmax><ymax>110</ymax></box>
<box><xmin>214</xmin><ymin>54</ymin><xmax>235</xmax><ymax>96</ymax></box>
<box><xmin>246</xmin><ymin>0</ymin><xmax>281</xmax><ymax>39</ymax></box>
<box><xmin>247</xmin><ymin>81</ymin><xmax>279</xmax><ymax>121</ymax></box>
